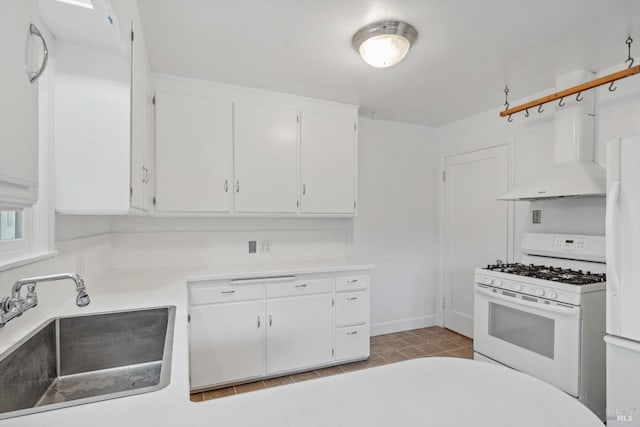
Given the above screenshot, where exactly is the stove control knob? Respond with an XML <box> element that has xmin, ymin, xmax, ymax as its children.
<box><xmin>494</xmin><ymin>279</ymin><xmax>502</xmax><ymax>287</ymax></box>
<box><xmin>536</xmin><ymin>288</ymin><xmax>545</xmax><ymax>297</ymax></box>
<box><xmin>484</xmin><ymin>277</ymin><xmax>493</xmax><ymax>285</ymax></box>
<box><xmin>548</xmin><ymin>290</ymin><xmax>558</xmax><ymax>299</ymax></box>
<box><xmin>514</xmin><ymin>283</ymin><xmax>524</xmax><ymax>292</ymax></box>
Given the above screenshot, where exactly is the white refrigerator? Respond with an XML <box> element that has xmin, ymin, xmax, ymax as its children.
<box><xmin>606</xmin><ymin>136</ymin><xmax>640</xmax><ymax>426</ymax></box>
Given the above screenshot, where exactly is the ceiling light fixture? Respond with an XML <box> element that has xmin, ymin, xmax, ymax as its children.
<box><xmin>352</xmin><ymin>20</ymin><xmax>418</xmax><ymax>68</ymax></box>
<box><xmin>56</xmin><ymin>0</ymin><xmax>94</xmax><ymax>10</ymax></box>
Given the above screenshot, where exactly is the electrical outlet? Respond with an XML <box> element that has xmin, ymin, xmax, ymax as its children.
<box><xmin>248</xmin><ymin>241</ymin><xmax>257</xmax><ymax>254</ymax></box>
<box><xmin>75</xmin><ymin>256</ymin><xmax>85</xmax><ymax>275</ymax></box>
<box><xmin>532</xmin><ymin>210</ymin><xmax>542</xmax><ymax>224</ymax></box>
<box><xmin>259</xmin><ymin>241</ymin><xmax>271</xmax><ymax>254</ymax></box>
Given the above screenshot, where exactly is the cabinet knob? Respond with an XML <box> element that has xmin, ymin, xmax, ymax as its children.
<box><xmin>347</xmin><ymin>279</ymin><xmax>358</xmax><ymax>284</ymax></box>
<box><xmin>236</xmin><ymin>181</ymin><xmax>240</xmax><ymax>193</ymax></box>
<box><xmin>257</xmin><ymin>315</ymin><xmax>261</xmax><ymax>328</ymax></box>
<box><xmin>295</xmin><ymin>284</ymin><xmax>308</xmax><ymax>289</ymax></box>
<box><xmin>347</xmin><ymin>296</ymin><xmax>358</xmax><ymax>301</ymax></box>
<box><xmin>347</xmin><ymin>331</ymin><xmax>358</xmax><ymax>335</ymax></box>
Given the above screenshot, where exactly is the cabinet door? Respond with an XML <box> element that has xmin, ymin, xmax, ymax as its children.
<box><xmin>266</xmin><ymin>294</ymin><xmax>333</xmax><ymax>374</ymax></box>
<box><xmin>0</xmin><ymin>0</ymin><xmax>40</xmax><ymax>208</ymax></box>
<box><xmin>155</xmin><ymin>91</ymin><xmax>233</xmax><ymax>212</ymax></box>
<box><xmin>300</xmin><ymin>110</ymin><xmax>357</xmax><ymax>214</ymax></box>
<box><xmin>234</xmin><ymin>103</ymin><xmax>299</xmax><ymax>213</ymax></box>
<box><xmin>130</xmin><ymin>20</ymin><xmax>147</xmax><ymax>210</ymax></box>
<box><xmin>189</xmin><ymin>301</ymin><xmax>264</xmax><ymax>389</ymax></box>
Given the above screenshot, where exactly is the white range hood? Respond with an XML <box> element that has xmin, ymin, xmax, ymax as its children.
<box><xmin>499</xmin><ymin>70</ymin><xmax>606</xmax><ymax>201</ymax></box>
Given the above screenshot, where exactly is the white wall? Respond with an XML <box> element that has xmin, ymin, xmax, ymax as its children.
<box><xmin>436</xmin><ymin>59</ymin><xmax>640</xmax><ymax>326</ymax></box>
<box><xmin>352</xmin><ymin>118</ymin><xmax>438</xmax><ymax>334</ymax></box>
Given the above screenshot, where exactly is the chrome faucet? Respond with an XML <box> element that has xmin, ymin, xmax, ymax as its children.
<box><xmin>0</xmin><ymin>273</ymin><xmax>90</xmax><ymax>328</ymax></box>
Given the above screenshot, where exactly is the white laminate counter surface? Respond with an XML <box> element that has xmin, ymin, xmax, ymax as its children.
<box><xmin>0</xmin><ymin>262</ymin><xmax>603</xmax><ymax>427</ymax></box>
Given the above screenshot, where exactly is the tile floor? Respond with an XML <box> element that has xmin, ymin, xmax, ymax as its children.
<box><xmin>190</xmin><ymin>326</ymin><xmax>473</xmax><ymax>402</ymax></box>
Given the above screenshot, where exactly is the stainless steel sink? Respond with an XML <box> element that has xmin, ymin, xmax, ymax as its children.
<box><xmin>0</xmin><ymin>306</ymin><xmax>176</xmax><ymax>419</ymax></box>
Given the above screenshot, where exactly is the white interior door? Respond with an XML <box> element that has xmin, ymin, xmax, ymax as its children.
<box><xmin>300</xmin><ymin>110</ymin><xmax>356</xmax><ymax>213</ymax></box>
<box><xmin>443</xmin><ymin>145</ymin><xmax>509</xmax><ymax>337</ymax></box>
<box><xmin>155</xmin><ymin>91</ymin><xmax>233</xmax><ymax>212</ymax></box>
<box><xmin>234</xmin><ymin>102</ymin><xmax>299</xmax><ymax>213</ymax></box>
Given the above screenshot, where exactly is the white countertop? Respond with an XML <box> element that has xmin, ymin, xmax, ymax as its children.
<box><xmin>0</xmin><ymin>261</ymin><xmax>603</xmax><ymax>427</ymax></box>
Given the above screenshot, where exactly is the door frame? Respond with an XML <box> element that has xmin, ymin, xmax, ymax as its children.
<box><xmin>436</xmin><ymin>141</ymin><xmax>515</xmax><ymax>334</ymax></box>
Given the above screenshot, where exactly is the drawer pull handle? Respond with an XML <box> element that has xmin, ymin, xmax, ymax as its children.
<box><xmin>257</xmin><ymin>315</ymin><xmax>261</xmax><ymax>328</ymax></box>
<box><xmin>221</xmin><ymin>290</ymin><xmax>236</xmax><ymax>294</ymax></box>
<box><xmin>347</xmin><ymin>331</ymin><xmax>359</xmax><ymax>335</ymax></box>
<box><xmin>347</xmin><ymin>296</ymin><xmax>358</xmax><ymax>301</ymax></box>
<box><xmin>295</xmin><ymin>284</ymin><xmax>308</xmax><ymax>289</ymax></box>
<box><xmin>347</xmin><ymin>279</ymin><xmax>358</xmax><ymax>284</ymax></box>
<box><xmin>269</xmin><ymin>315</ymin><xmax>273</xmax><ymax>327</ymax></box>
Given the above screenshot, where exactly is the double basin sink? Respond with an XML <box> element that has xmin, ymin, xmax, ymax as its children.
<box><xmin>0</xmin><ymin>306</ymin><xmax>176</xmax><ymax>419</ymax></box>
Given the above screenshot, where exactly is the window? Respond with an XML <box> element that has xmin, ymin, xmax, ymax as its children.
<box><xmin>0</xmin><ymin>210</ymin><xmax>24</xmax><ymax>241</ymax></box>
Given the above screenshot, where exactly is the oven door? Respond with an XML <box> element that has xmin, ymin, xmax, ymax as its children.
<box><xmin>474</xmin><ymin>284</ymin><xmax>582</xmax><ymax>397</ymax></box>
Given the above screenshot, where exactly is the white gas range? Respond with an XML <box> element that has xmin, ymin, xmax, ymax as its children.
<box><xmin>473</xmin><ymin>233</ymin><xmax>606</xmax><ymax>420</ymax></box>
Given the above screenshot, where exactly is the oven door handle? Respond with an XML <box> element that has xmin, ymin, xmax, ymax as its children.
<box><xmin>475</xmin><ymin>286</ymin><xmax>580</xmax><ymax>317</ymax></box>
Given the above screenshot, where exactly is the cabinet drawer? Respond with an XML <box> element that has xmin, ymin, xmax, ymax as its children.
<box><xmin>335</xmin><ymin>291</ymin><xmax>368</xmax><ymax>326</ymax></box>
<box><xmin>335</xmin><ymin>325</ymin><xmax>369</xmax><ymax>361</ymax></box>
<box><xmin>266</xmin><ymin>278</ymin><xmax>333</xmax><ymax>298</ymax></box>
<box><xmin>336</xmin><ymin>275</ymin><xmax>368</xmax><ymax>292</ymax></box>
<box><xmin>190</xmin><ymin>284</ymin><xmax>263</xmax><ymax>305</ymax></box>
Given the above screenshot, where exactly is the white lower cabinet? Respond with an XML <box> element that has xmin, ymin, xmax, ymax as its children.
<box><xmin>335</xmin><ymin>325</ymin><xmax>369</xmax><ymax>361</ymax></box>
<box><xmin>266</xmin><ymin>294</ymin><xmax>333</xmax><ymax>374</ymax></box>
<box><xmin>188</xmin><ymin>270</ymin><xmax>371</xmax><ymax>391</ymax></box>
<box><xmin>189</xmin><ymin>300</ymin><xmax>264</xmax><ymax>389</ymax></box>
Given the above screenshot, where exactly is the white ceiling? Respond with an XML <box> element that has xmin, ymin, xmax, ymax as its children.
<box><xmin>138</xmin><ymin>0</ymin><xmax>640</xmax><ymax>127</ymax></box>
<box><xmin>38</xmin><ymin>0</ymin><xmax>122</xmax><ymax>50</ymax></box>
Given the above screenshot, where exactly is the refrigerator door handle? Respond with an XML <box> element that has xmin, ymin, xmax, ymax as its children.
<box><xmin>606</xmin><ymin>180</ymin><xmax>621</xmax><ymax>295</ymax></box>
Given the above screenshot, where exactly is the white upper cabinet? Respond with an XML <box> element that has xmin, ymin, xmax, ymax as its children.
<box><xmin>52</xmin><ymin>0</ymin><xmax>152</xmax><ymax>214</ymax></box>
<box><xmin>0</xmin><ymin>0</ymin><xmax>42</xmax><ymax>209</ymax></box>
<box><xmin>155</xmin><ymin>92</ymin><xmax>233</xmax><ymax>212</ymax></box>
<box><xmin>233</xmin><ymin>103</ymin><xmax>299</xmax><ymax>213</ymax></box>
<box><xmin>301</xmin><ymin>110</ymin><xmax>357</xmax><ymax>214</ymax></box>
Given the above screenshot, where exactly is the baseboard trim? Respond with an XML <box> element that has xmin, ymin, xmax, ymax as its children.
<box><xmin>370</xmin><ymin>315</ymin><xmax>438</xmax><ymax>336</ymax></box>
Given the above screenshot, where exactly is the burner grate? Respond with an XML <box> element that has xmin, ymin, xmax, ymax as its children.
<box><xmin>484</xmin><ymin>263</ymin><xmax>606</xmax><ymax>285</ymax></box>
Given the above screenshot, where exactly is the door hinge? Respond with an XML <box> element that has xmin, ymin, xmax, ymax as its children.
<box><xmin>332</xmin><ymin>298</ymin><xmax>334</xmax><ymax>307</ymax></box>
<box><xmin>354</xmin><ymin>201</ymin><xmax>357</xmax><ymax>209</ymax></box>
<box><xmin>297</xmin><ymin>115</ymin><xmax>299</xmax><ymax>123</ymax></box>
<box><xmin>188</xmin><ymin>314</ymin><xmax>190</xmax><ymax>322</ymax></box>
<box><xmin>153</xmin><ymin>196</ymin><xmax>157</xmax><ymax>206</ymax></box>
<box><xmin>442</xmin><ymin>297</ymin><xmax>446</xmax><ymax>310</ymax></box>
<box><xmin>332</xmin><ymin>348</ymin><xmax>334</xmax><ymax>357</ymax></box>
<box><xmin>131</xmin><ymin>30</ymin><xmax>134</xmax><ymax>42</ymax></box>
<box><xmin>354</xmin><ymin>122</ymin><xmax>357</xmax><ymax>131</ymax></box>
<box><xmin>297</xmin><ymin>200</ymin><xmax>299</xmax><ymax>208</ymax></box>
<box><xmin>152</xmin><ymin>95</ymin><xmax>156</xmax><ymax>105</ymax></box>
<box><xmin>130</xmin><ymin>187</ymin><xmax>133</xmax><ymax>198</ymax></box>
<box><xmin>442</xmin><ymin>171</ymin><xmax>446</xmax><ymax>182</ymax></box>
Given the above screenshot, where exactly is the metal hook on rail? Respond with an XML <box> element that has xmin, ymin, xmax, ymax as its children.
<box><xmin>524</xmin><ymin>109</ymin><xmax>529</xmax><ymax>118</ymax></box>
<box><xmin>507</xmin><ymin>114</ymin><xmax>513</xmax><ymax>123</ymax></box>
<box><xmin>538</xmin><ymin>104</ymin><xmax>544</xmax><ymax>114</ymax></box>
<box><xmin>609</xmin><ymin>81</ymin><xmax>617</xmax><ymax>92</ymax></box>
<box><xmin>558</xmin><ymin>97</ymin><xmax>566</xmax><ymax>107</ymax></box>
<box><xmin>576</xmin><ymin>92</ymin><xmax>584</xmax><ymax>102</ymax></box>
<box><xmin>626</xmin><ymin>35</ymin><xmax>634</xmax><ymax>69</ymax></box>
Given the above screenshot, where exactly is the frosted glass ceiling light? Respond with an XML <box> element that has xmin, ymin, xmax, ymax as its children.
<box><xmin>352</xmin><ymin>20</ymin><xmax>417</xmax><ymax>68</ymax></box>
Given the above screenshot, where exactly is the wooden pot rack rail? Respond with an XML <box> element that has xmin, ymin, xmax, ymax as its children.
<box><xmin>500</xmin><ymin>64</ymin><xmax>640</xmax><ymax>118</ymax></box>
